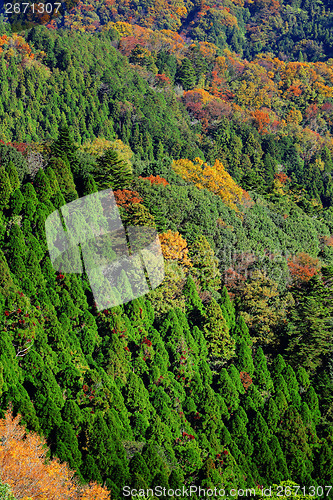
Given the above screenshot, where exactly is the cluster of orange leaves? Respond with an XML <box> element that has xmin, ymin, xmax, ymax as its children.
<box><xmin>0</xmin><ymin>33</ymin><xmax>34</xmax><ymax>59</ymax></box>
<box><xmin>139</xmin><ymin>175</ymin><xmax>169</xmax><ymax>186</ymax></box>
<box><xmin>322</xmin><ymin>235</ymin><xmax>333</xmax><ymax>247</ymax></box>
<box><xmin>113</xmin><ymin>189</ymin><xmax>142</xmax><ymax>207</ymax></box>
<box><xmin>159</xmin><ymin>230</ymin><xmax>192</xmax><ymax>268</ymax></box>
<box><xmin>94</xmin><ymin>21</ymin><xmax>333</xmax><ymax>146</ymax></box>
<box><xmin>0</xmin><ymin>409</ymin><xmax>110</xmax><ymax>500</ymax></box>
<box><xmin>0</xmin><ymin>34</ymin><xmax>8</xmax><ymax>54</ymax></box>
<box><xmin>251</xmin><ymin>109</ymin><xmax>271</xmax><ymax>133</ymax></box>
<box><xmin>287</xmin><ymin>252</ymin><xmax>321</xmax><ymax>285</ymax></box>
<box><xmin>155</xmin><ymin>73</ymin><xmax>171</xmax><ymax>86</ymax></box>
<box><xmin>274</xmin><ymin>172</ymin><xmax>290</xmax><ymax>184</ymax></box>
<box><xmin>240</xmin><ymin>371</ymin><xmax>253</xmax><ymax>390</ymax></box>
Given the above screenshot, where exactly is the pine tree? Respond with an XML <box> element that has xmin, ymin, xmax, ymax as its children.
<box><xmin>232</xmin><ymin>314</ymin><xmax>251</xmax><ymax>344</ymax></box>
<box><xmin>94</xmin><ymin>148</ymin><xmax>132</xmax><ymax>191</ymax></box>
<box><xmin>51</xmin><ymin>126</ymin><xmax>79</xmax><ymax>171</ymax></box>
<box><xmin>230</xmin><ymin>412</ymin><xmax>253</xmax><ymax>456</ymax></box>
<box><xmin>0</xmin><ymin>167</ymin><xmax>13</xmax><ymax>210</ymax></box>
<box><xmin>304</xmin><ymin>386</ymin><xmax>321</xmax><ymax>425</ymax></box>
<box><xmin>55</xmin><ymin>421</ymin><xmax>82</xmax><ymax>471</ymax></box>
<box><xmin>287</xmin><ymin>276</ymin><xmax>332</xmax><ymax>371</ymax></box>
<box><xmin>272</xmin><ymin>354</ymin><xmax>287</xmax><ymax>380</ymax></box>
<box><xmin>22</xmin><ymin>183</ymin><xmax>38</xmax><ymax>219</ymax></box>
<box><xmin>9</xmin><ymin>189</ymin><xmax>24</xmax><ymax>215</ymax></box>
<box><xmin>7</xmin><ymin>225</ymin><xmax>26</xmax><ymax>259</ymax></box>
<box><xmin>34</xmin><ymin>168</ymin><xmax>52</xmax><ymax>202</ymax></box>
<box><xmin>275</xmin><ymin>375</ymin><xmax>291</xmax><ymax>403</ymax></box>
<box><xmin>44</xmin><ymin>166</ymin><xmax>60</xmax><ymax>195</ymax></box>
<box><xmin>235</xmin><ymin>341</ymin><xmax>254</xmax><ymax>377</ymax></box>
<box><xmin>252</xmin><ymin>438</ymin><xmax>278</xmax><ymax>483</ymax></box>
<box><xmin>219</xmin><ymin>286</ymin><xmax>236</xmax><ymax>329</ymax></box>
<box><xmin>83</xmin><ymin>174</ymin><xmax>98</xmax><ymax>195</ymax></box>
<box><xmin>183</xmin><ymin>275</ymin><xmax>204</xmax><ymax>327</ymax></box>
<box><xmin>228</xmin><ymin>364</ymin><xmax>245</xmax><ymax>394</ymax></box>
<box><xmin>189</xmin><ymin>235</ymin><xmax>221</xmax><ymax>291</ymax></box>
<box><xmin>279</xmin><ymin>405</ymin><xmax>312</xmax><ymax>483</ymax></box>
<box><xmin>275</xmin><ymin>389</ymin><xmax>288</xmax><ymax>416</ymax></box>
<box><xmin>176</xmin><ymin>58</ymin><xmax>196</xmax><ymax>90</ymax></box>
<box><xmin>283</xmin><ymin>365</ymin><xmax>299</xmax><ymax>394</ymax></box>
<box><xmin>81</xmin><ymin>455</ymin><xmax>103</xmax><ymax>484</ymax></box>
<box><xmin>218</xmin><ymin>368</ymin><xmax>239</xmax><ymax>411</ymax></box>
<box><xmin>254</xmin><ymin>347</ymin><xmax>274</xmax><ymax>393</ymax></box>
<box><xmin>314</xmin><ymin>439</ymin><xmax>333</xmax><ymax>482</ymax></box>
<box><xmin>6</xmin><ymin>161</ymin><xmax>20</xmax><ymax>191</ymax></box>
<box><xmin>129</xmin><ymin>453</ymin><xmax>152</xmax><ymax>484</ymax></box>
<box><xmin>266</xmin><ymin>398</ymin><xmax>279</xmax><ymax>432</ymax></box>
<box><xmin>48</xmin><ymin>157</ymin><xmax>77</xmax><ymax>201</ymax></box>
<box><xmin>269</xmin><ymin>435</ymin><xmax>289</xmax><ymax>480</ymax></box>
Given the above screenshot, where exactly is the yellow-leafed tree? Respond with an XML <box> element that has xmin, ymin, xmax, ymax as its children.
<box><xmin>172</xmin><ymin>157</ymin><xmax>251</xmax><ymax>210</ymax></box>
<box><xmin>0</xmin><ymin>409</ymin><xmax>110</xmax><ymax>500</ymax></box>
<box><xmin>159</xmin><ymin>230</ymin><xmax>192</xmax><ymax>269</ymax></box>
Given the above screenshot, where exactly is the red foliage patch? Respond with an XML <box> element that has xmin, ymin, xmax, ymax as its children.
<box><xmin>287</xmin><ymin>252</ymin><xmax>321</xmax><ymax>285</ymax></box>
<box><xmin>240</xmin><ymin>371</ymin><xmax>253</xmax><ymax>391</ymax></box>
<box><xmin>139</xmin><ymin>175</ymin><xmax>169</xmax><ymax>186</ymax></box>
<box><xmin>113</xmin><ymin>189</ymin><xmax>143</xmax><ymax>207</ymax></box>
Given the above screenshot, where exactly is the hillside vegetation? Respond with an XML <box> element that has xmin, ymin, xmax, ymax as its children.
<box><xmin>0</xmin><ymin>4</ymin><xmax>333</xmax><ymax>499</ymax></box>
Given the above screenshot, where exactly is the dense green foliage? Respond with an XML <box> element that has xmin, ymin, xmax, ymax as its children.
<box><xmin>0</xmin><ymin>127</ymin><xmax>333</xmax><ymax>496</ymax></box>
<box><xmin>1</xmin><ymin>4</ymin><xmax>333</xmax><ymax>497</ymax></box>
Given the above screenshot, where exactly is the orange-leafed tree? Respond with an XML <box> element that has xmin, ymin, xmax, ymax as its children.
<box><xmin>114</xmin><ymin>189</ymin><xmax>143</xmax><ymax>207</ymax></box>
<box><xmin>0</xmin><ymin>34</ymin><xmax>8</xmax><ymax>53</ymax></box>
<box><xmin>139</xmin><ymin>174</ymin><xmax>169</xmax><ymax>186</ymax></box>
<box><xmin>0</xmin><ymin>409</ymin><xmax>110</xmax><ymax>500</ymax></box>
<box><xmin>155</xmin><ymin>73</ymin><xmax>171</xmax><ymax>86</ymax></box>
<box><xmin>80</xmin><ymin>483</ymin><xmax>110</xmax><ymax>500</ymax></box>
<box><xmin>287</xmin><ymin>252</ymin><xmax>321</xmax><ymax>285</ymax></box>
<box><xmin>251</xmin><ymin>109</ymin><xmax>271</xmax><ymax>133</ymax></box>
<box><xmin>159</xmin><ymin>230</ymin><xmax>192</xmax><ymax>269</ymax></box>
<box><xmin>240</xmin><ymin>371</ymin><xmax>253</xmax><ymax>390</ymax></box>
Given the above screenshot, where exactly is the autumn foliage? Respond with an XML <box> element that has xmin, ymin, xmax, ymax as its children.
<box><xmin>114</xmin><ymin>189</ymin><xmax>143</xmax><ymax>207</ymax></box>
<box><xmin>0</xmin><ymin>409</ymin><xmax>110</xmax><ymax>500</ymax></box>
<box><xmin>172</xmin><ymin>157</ymin><xmax>251</xmax><ymax>210</ymax></box>
<box><xmin>139</xmin><ymin>174</ymin><xmax>169</xmax><ymax>186</ymax></box>
<box><xmin>240</xmin><ymin>371</ymin><xmax>253</xmax><ymax>390</ymax></box>
<box><xmin>287</xmin><ymin>252</ymin><xmax>321</xmax><ymax>285</ymax></box>
<box><xmin>159</xmin><ymin>230</ymin><xmax>192</xmax><ymax>268</ymax></box>
<box><xmin>0</xmin><ymin>33</ymin><xmax>34</xmax><ymax>59</ymax></box>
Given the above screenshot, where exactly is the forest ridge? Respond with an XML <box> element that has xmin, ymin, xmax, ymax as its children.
<box><xmin>0</xmin><ymin>0</ymin><xmax>333</xmax><ymax>498</ymax></box>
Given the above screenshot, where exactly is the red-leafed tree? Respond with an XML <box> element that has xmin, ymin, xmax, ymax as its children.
<box><xmin>240</xmin><ymin>371</ymin><xmax>253</xmax><ymax>390</ymax></box>
<box><xmin>139</xmin><ymin>175</ymin><xmax>169</xmax><ymax>186</ymax></box>
<box><xmin>155</xmin><ymin>73</ymin><xmax>171</xmax><ymax>86</ymax></box>
<box><xmin>113</xmin><ymin>189</ymin><xmax>143</xmax><ymax>207</ymax></box>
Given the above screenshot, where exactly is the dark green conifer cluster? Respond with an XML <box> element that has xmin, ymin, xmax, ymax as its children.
<box><xmin>0</xmin><ymin>131</ymin><xmax>333</xmax><ymax>496</ymax></box>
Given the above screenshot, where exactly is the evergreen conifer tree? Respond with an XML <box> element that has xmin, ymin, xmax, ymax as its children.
<box><xmin>6</xmin><ymin>161</ymin><xmax>20</xmax><ymax>191</ymax></box>
<box><xmin>176</xmin><ymin>58</ymin><xmax>196</xmax><ymax>90</ymax></box>
<box><xmin>203</xmin><ymin>298</ymin><xmax>235</xmax><ymax>361</ymax></box>
<box><xmin>0</xmin><ymin>167</ymin><xmax>12</xmax><ymax>210</ymax></box>
<box><xmin>94</xmin><ymin>148</ymin><xmax>132</xmax><ymax>191</ymax></box>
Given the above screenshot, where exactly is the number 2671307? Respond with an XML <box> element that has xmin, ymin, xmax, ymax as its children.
<box><xmin>5</xmin><ymin>3</ymin><xmax>61</xmax><ymax>14</ymax></box>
